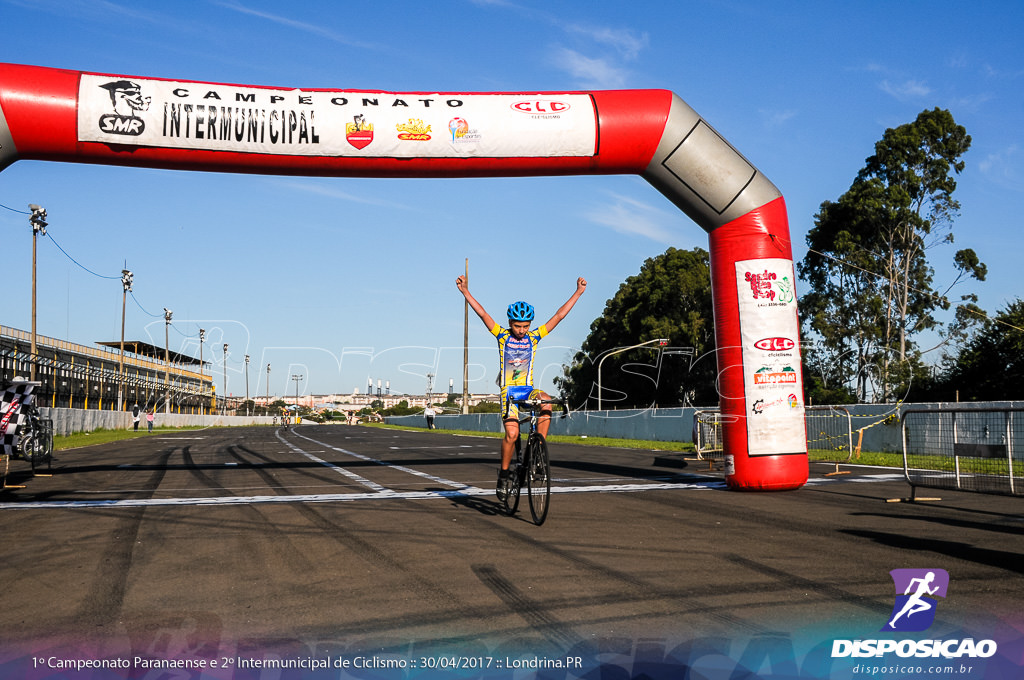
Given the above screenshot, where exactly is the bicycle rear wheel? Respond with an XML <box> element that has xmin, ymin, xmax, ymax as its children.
<box><xmin>502</xmin><ymin>439</ymin><xmax>523</xmax><ymax>515</ymax></box>
<box><xmin>526</xmin><ymin>433</ymin><xmax>550</xmax><ymax>525</ymax></box>
<box><xmin>502</xmin><ymin>465</ymin><xmax>521</xmax><ymax>515</ymax></box>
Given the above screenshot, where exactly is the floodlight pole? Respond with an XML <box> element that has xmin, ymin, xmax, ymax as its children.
<box><xmin>119</xmin><ymin>267</ymin><xmax>132</xmax><ymax>410</ymax></box>
<box><xmin>244</xmin><ymin>354</ymin><xmax>250</xmax><ymax>416</ymax></box>
<box><xmin>28</xmin><ymin>204</ymin><xmax>47</xmax><ymax>382</ymax></box>
<box><xmin>163</xmin><ymin>308</ymin><xmax>172</xmax><ymax>414</ymax></box>
<box><xmin>222</xmin><ymin>343</ymin><xmax>228</xmax><ymax>415</ymax></box>
<box><xmin>292</xmin><ymin>374</ymin><xmax>303</xmax><ymax>416</ymax></box>
<box><xmin>198</xmin><ymin>328</ymin><xmax>205</xmax><ymax>415</ymax></box>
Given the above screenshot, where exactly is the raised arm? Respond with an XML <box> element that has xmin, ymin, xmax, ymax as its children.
<box><xmin>542</xmin><ymin>277</ymin><xmax>587</xmax><ymax>333</ymax></box>
<box><xmin>456</xmin><ymin>275</ymin><xmax>496</xmax><ymax>330</ymax></box>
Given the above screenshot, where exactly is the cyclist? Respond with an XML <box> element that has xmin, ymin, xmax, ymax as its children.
<box><xmin>456</xmin><ymin>274</ymin><xmax>586</xmax><ymax>499</ymax></box>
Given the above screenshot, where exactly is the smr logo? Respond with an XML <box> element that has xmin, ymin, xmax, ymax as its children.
<box><xmin>97</xmin><ymin>80</ymin><xmax>151</xmax><ymax>136</ymax></box>
<box><xmin>883</xmin><ymin>568</ymin><xmax>949</xmax><ymax>632</ymax></box>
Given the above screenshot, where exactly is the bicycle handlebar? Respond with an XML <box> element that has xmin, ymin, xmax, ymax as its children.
<box><xmin>513</xmin><ymin>398</ymin><xmax>570</xmax><ymax>419</ymax></box>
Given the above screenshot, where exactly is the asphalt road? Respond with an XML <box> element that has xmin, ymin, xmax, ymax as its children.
<box><xmin>1</xmin><ymin>424</ymin><xmax>1022</xmax><ymax>679</ymax></box>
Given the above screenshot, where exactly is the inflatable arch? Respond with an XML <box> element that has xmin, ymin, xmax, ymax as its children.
<box><xmin>0</xmin><ymin>63</ymin><xmax>807</xmax><ymax>490</ymax></box>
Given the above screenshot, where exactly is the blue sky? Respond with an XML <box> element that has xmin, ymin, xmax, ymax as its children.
<box><xmin>1</xmin><ymin>0</ymin><xmax>1022</xmax><ymax>400</ymax></box>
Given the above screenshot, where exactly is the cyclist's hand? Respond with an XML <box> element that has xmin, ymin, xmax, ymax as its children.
<box><xmin>456</xmin><ymin>275</ymin><xmax>468</xmax><ymax>293</ymax></box>
<box><xmin>577</xmin><ymin>277</ymin><xmax>587</xmax><ymax>293</ymax></box>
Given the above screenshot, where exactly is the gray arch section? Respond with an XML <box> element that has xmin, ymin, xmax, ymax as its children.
<box><xmin>0</xmin><ymin>104</ymin><xmax>16</xmax><ymax>172</ymax></box>
<box><xmin>642</xmin><ymin>93</ymin><xmax>782</xmax><ymax>233</ymax></box>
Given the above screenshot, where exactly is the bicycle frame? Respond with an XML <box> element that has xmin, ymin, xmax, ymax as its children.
<box><xmin>501</xmin><ymin>397</ymin><xmax>568</xmax><ymax>525</ymax></box>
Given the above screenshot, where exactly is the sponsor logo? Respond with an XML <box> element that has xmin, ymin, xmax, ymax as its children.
<box><xmin>510</xmin><ymin>100</ymin><xmax>571</xmax><ymax>115</ymax></box>
<box><xmin>396</xmin><ymin>118</ymin><xmax>432</xmax><ymax>141</ymax></box>
<box><xmin>96</xmin><ymin>79</ymin><xmax>151</xmax><ymax>136</ymax></box>
<box><xmin>345</xmin><ymin>114</ymin><xmax>373</xmax><ymax>150</ymax></box>
<box><xmin>753</xmin><ymin>365</ymin><xmax>798</xmax><ymax>386</ymax></box>
<box><xmin>754</xmin><ymin>337</ymin><xmax>795</xmax><ymax>352</ymax></box>
<box><xmin>744</xmin><ymin>270</ymin><xmax>795</xmax><ymax>305</ymax></box>
<box><xmin>750</xmin><ymin>392</ymin><xmax>801</xmax><ymax>415</ymax></box>
<box><xmin>831</xmin><ymin>568</ymin><xmax>997</xmax><ymax>660</ymax></box>
<box><xmin>448</xmin><ymin>117</ymin><xmax>482</xmax><ymax>144</ymax></box>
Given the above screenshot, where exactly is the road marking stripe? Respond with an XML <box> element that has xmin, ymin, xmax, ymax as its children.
<box><xmin>0</xmin><ymin>480</ymin><xmax>724</xmax><ymax>509</ymax></box>
<box><xmin>276</xmin><ymin>430</ymin><xmax>386</xmax><ymax>492</ymax></box>
<box><xmin>296</xmin><ymin>431</ymin><xmax>473</xmax><ymax>491</ymax></box>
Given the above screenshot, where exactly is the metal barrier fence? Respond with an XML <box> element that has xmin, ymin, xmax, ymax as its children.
<box><xmin>806</xmin><ymin>406</ymin><xmax>853</xmax><ymax>469</ymax></box>
<box><xmin>694</xmin><ymin>410</ymin><xmax>724</xmax><ymax>465</ymax></box>
<box><xmin>901</xmin><ymin>407</ymin><xmax>1022</xmax><ymax>497</ymax></box>
<box><xmin>695</xmin><ymin>407</ymin><xmax>854</xmax><ymax>469</ymax></box>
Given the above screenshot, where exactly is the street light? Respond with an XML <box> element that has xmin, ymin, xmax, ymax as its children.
<box><xmin>163</xmin><ymin>308</ymin><xmax>172</xmax><ymax>414</ymax></box>
<box><xmin>222</xmin><ymin>343</ymin><xmax>228</xmax><ymax>415</ymax></box>
<box><xmin>596</xmin><ymin>338</ymin><xmax>669</xmax><ymax>411</ymax></box>
<box><xmin>119</xmin><ymin>267</ymin><xmax>133</xmax><ymax>410</ymax></box>
<box><xmin>28</xmin><ymin>204</ymin><xmax>47</xmax><ymax>382</ymax></box>
<box><xmin>266</xmin><ymin>363</ymin><xmax>271</xmax><ymax>416</ymax></box>
<box><xmin>244</xmin><ymin>354</ymin><xmax>250</xmax><ymax>416</ymax></box>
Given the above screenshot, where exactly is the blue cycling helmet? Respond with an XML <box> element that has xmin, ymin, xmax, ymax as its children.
<box><xmin>507</xmin><ymin>301</ymin><xmax>535</xmax><ymax>322</ymax></box>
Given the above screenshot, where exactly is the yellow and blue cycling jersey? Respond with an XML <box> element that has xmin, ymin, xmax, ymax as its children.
<box><xmin>491</xmin><ymin>323</ymin><xmax>547</xmax><ymax>419</ymax></box>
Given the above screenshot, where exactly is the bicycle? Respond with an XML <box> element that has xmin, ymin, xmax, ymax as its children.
<box><xmin>16</xmin><ymin>402</ymin><xmax>54</xmax><ymax>472</ymax></box>
<box><xmin>499</xmin><ymin>397</ymin><xmax>567</xmax><ymax>525</ymax></box>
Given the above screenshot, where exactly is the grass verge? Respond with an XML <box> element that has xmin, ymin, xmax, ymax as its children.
<box><xmin>55</xmin><ymin>426</ymin><xmax>210</xmax><ymax>451</ymax></box>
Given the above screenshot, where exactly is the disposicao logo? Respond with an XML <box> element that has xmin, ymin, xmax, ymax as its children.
<box><xmin>831</xmin><ymin>568</ymin><xmax>998</xmax><ymax>660</ymax></box>
<box><xmin>884</xmin><ymin>568</ymin><xmax>948</xmax><ymax>632</ymax></box>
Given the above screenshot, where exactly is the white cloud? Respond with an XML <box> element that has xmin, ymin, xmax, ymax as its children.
<box><xmin>583</xmin><ymin>192</ymin><xmax>688</xmax><ymax>244</ymax></box>
<box><xmin>879</xmin><ymin>79</ymin><xmax>932</xmax><ymax>100</ymax></box>
<box><xmin>978</xmin><ymin>145</ymin><xmax>1023</xmax><ymax>192</ymax></box>
<box><xmin>213</xmin><ymin>0</ymin><xmax>382</xmax><ymax>50</ymax></box>
<box><xmin>553</xmin><ymin>47</ymin><xmax>629</xmax><ymax>89</ymax></box>
<box><xmin>564</xmin><ymin>24</ymin><xmax>649</xmax><ymax>60</ymax></box>
<box><xmin>760</xmin><ymin>108</ymin><xmax>798</xmax><ymax>128</ymax></box>
<box><xmin>275</xmin><ymin>180</ymin><xmax>415</xmax><ymax>210</ymax></box>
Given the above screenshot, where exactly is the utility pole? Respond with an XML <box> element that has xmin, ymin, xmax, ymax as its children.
<box><xmin>462</xmin><ymin>258</ymin><xmax>469</xmax><ymax>414</ymax></box>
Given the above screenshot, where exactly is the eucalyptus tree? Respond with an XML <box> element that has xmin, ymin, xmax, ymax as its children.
<box><xmin>798</xmin><ymin>108</ymin><xmax>985</xmax><ymax>402</ymax></box>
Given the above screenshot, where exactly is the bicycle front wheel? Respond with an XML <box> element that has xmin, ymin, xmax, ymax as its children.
<box><xmin>526</xmin><ymin>434</ymin><xmax>551</xmax><ymax>525</ymax></box>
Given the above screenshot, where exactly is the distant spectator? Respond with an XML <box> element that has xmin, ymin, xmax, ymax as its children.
<box><xmin>425</xmin><ymin>405</ymin><xmax>436</xmax><ymax>429</ymax></box>
<box><xmin>132</xmin><ymin>403</ymin><xmax>141</xmax><ymax>431</ymax></box>
<box><xmin>146</xmin><ymin>410</ymin><xmax>154</xmax><ymax>433</ymax></box>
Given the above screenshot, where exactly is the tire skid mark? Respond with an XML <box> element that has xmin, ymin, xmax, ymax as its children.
<box><xmin>472</xmin><ymin>564</ymin><xmax>583</xmax><ymax>650</ymax></box>
<box><xmin>73</xmin><ymin>447</ymin><xmax>174</xmax><ymax>630</ymax></box>
<box><xmin>184</xmin><ymin>444</ymin><xmax>318</xmax><ymax>575</ymax></box>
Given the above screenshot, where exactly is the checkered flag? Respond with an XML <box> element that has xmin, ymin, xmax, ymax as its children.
<box><xmin>1</xmin><ymin>381</ymin><xmax>37</xmax><ymax>457</ymax></box>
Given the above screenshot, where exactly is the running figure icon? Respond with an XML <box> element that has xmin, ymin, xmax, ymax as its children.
<box><xmin>888</xmin><ymin>571</ymin><xmax>939</xmax><ymax>628</ymax></box>
<box><xmin>884</xmin><ymin>568</ymin><xmax>949</xmax><ymax>632</ymax></box>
